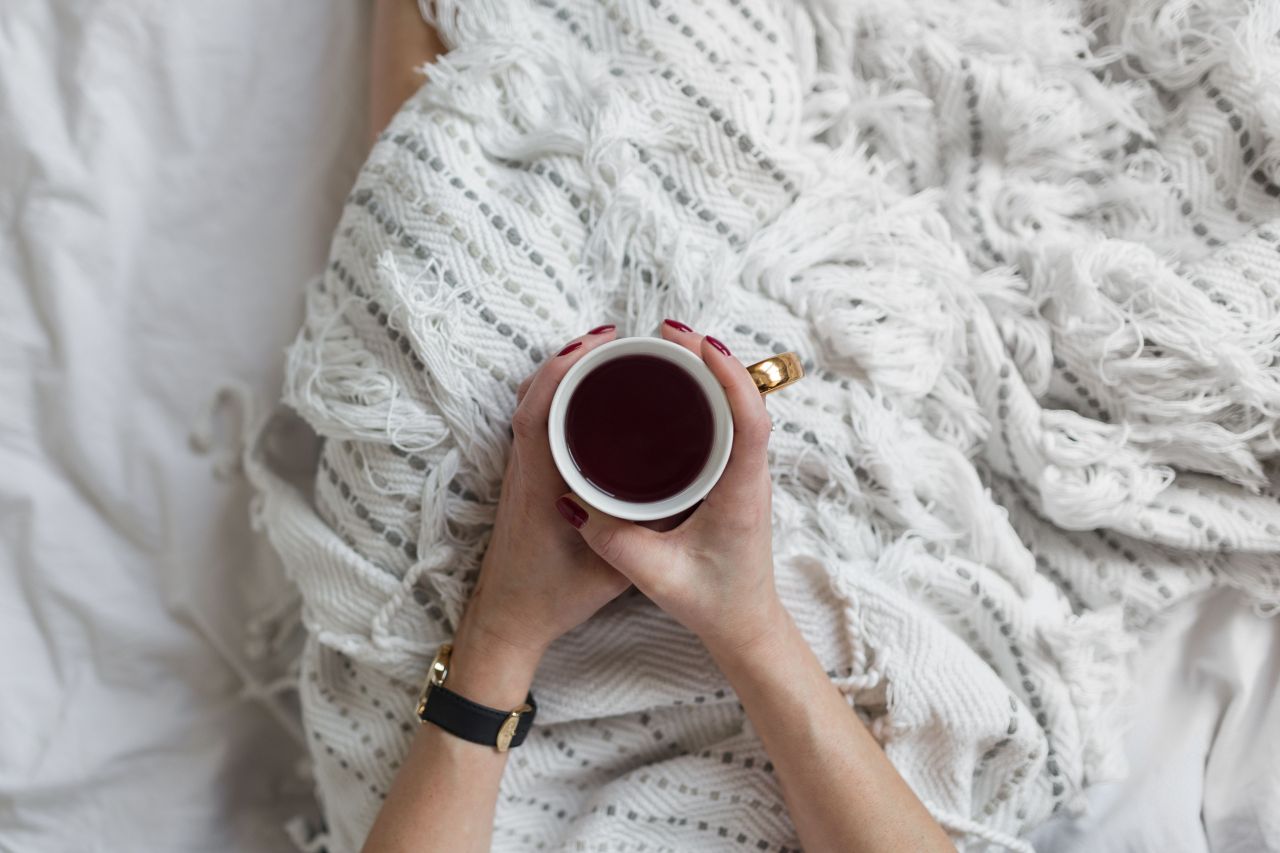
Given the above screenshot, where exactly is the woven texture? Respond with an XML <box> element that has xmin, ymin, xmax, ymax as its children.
<box><xmin>248</xmin><ymin>0</ymin><xmax>1280</xmax><ymax>849</ymax></box>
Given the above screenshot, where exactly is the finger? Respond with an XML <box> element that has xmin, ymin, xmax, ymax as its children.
<box><xmin>515</xmin><ymin>373</ymin><xmax>535</xmax><ymax>405</ymax></box>
<box><xmin>699</xmin><ymin>334</ymin><xmax>772</xmax><ymax>492</ymax></box>
<box><xmin>512</xmin><ymin>324</ymin><xmax>617</xmax><ymax>442</ymax></box>
<box><xmin>554</xmin><ymin>493</ymin><xmax>665</xmax><ymax>585</ymax></box>
<box><xmin>659</xmin><ymin>317</ymin><xmax>703</xmax><ymax>356</ymax></box>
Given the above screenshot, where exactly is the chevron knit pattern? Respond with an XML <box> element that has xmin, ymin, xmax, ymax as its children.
<box><xmin>246</xmin><ymin>0</ymin><xmax>1280</xmax><ymax>850</ymax></box>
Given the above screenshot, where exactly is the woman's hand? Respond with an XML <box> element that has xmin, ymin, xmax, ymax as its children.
<box><xmin>448</xmin><ymin>325</ymin><xmax>631</xmax><ymax>701</ymax></box>
<box><xmin>554</xmin><ymin>320</ymin><xmax>786</xmax><ymax>660</ymax></box>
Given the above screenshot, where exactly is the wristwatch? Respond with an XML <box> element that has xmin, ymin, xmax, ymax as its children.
<box><xmin>415</xmin><ymin>643</ymin><xmax>537</xmax><ymax>752</ymax></box>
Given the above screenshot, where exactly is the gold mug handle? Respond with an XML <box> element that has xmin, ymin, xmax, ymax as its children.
<box><xmin>746</xmin><ymin>352</ymin><xmax>805</xmax><ymax>395</ymax></box>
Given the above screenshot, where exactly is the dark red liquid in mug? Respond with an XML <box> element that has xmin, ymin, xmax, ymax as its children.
<box><xmin>565</xmin><ymin>355</ymin><xmax>715</xmax><ymax>503</ymax></box>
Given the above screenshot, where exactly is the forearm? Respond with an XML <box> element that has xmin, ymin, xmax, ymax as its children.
<box><xmin>369</xmin><ymin>0</ymin><xmax>445</xmax><ymax>146</ymax></box>
<box><xmin>710</xmin><ymin>604</ymin><xmax>954</xmax><ymax>853</ymax></box>
<box><xmin>361</xmin><ymin>619</ymin><xmax>541</xmax><ymax>853</ymax></box>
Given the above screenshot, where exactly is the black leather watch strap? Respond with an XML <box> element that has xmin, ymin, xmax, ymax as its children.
<box><xmin>417</xmin><ymin>684</ymin><xmax>537</xmax><ymax>750</ymax></box>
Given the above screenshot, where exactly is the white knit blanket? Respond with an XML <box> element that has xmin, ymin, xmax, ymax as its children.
<box><xmin>247</xmin><ymin>0</ymin><xmax>1280</xmax><ymax>849</ymax></box>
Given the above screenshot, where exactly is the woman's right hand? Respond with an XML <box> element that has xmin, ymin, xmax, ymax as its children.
<box><xmin>554</xmin><ymin>320</ymin><xmax>788</xmax><ymax>659</ymax></box>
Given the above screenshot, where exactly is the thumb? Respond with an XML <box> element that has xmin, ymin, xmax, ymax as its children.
<box><xmin>554</xmin><ymin>493</ymin><xmax>659</xmax><ymax>581</ymax></box>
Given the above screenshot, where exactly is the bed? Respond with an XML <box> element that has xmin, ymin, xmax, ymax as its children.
<box><xmin>1</xmin><ymin>2</ymin><xmax>1277</xmax><ymax>851</ymax></box>
<box><xmin>0</xmin><ymin>2</ymin><xmax>365</xmax><ymax>848</ymax></box>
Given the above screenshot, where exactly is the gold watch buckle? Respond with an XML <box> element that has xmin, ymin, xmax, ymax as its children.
<box><xmin>416</xmin><ymin>643</ymin><xmax>452</xmax><ymax>718</ymax></box>
<box><xmin>497</xmin><ymin>703</ymin><xmax>534</xmax><ymax>752</ymax></box>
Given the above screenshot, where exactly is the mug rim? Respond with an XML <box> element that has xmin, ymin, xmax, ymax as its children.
<box><xmin>547</xmin><ymin>337</ymin><xmax>733</xmax><ymax>521</ymax></box>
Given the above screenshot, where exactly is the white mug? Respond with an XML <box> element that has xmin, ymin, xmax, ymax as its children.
<box><xmin>547</xmin><ymin>337</ymin><xmax>803</xmax><ymax>521</ymax></box>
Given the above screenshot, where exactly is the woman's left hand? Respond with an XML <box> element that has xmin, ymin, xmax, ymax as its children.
<box><xmin>447</xmin><ymin>324</ymin><xmax>630</xmax><ymax>700</ymax></box>
<box><xmin>365</xmin><ymin>325</ymin><xmax>631</xmax><ymax>853</ymax></box>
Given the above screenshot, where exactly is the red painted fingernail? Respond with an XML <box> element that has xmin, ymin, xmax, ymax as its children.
<box><xmin>706</xmin><ymin>335</ymin><xmax>731</xmax><ymax>356</ymax></box>
<box><xmin>555</xmin><ymin>496</ymin><xmax>587</xmax><ymax>529</ymax></box>
<box><xmin>557</xmin><ymin>341</ymin><xmax>583</xmax><ymax>356</ymax></box>
<box><xmin>663</xmin><ymin>318</ymin><xmax>693</xmax><ymax>333</ymax></box>
<box><xmin>588</xmin><ymin>324</ymin><xmax>616</xmax><ymax>335</ymax></box>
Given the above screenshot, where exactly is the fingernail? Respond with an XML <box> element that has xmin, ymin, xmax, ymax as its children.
<box><xmin>706</xmin><ymin>335</ymin><xmax>731</xmax><ymax>356</ymax></box>
<box><xmin>557</xmin><ymin>341</ymin><xmax>583</xmax><ymax>357</ymax></box>
<box><xmin>663</xmin><ymin>318</ymin><xmax>693</xmax><ymax>333</ymax></box>
<box><xmin>587</xmin><ymin>324</ymin><xmax>616</xmax><ymax>335</ymax></box>
<box><xmin>555</xmin><ymin>496</ymin><xmax>587</xmax><ymax>529</ymax></box>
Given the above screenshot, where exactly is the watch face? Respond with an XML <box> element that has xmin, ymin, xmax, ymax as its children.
<box><xmin>416</xmin><ymin>680</ymin><xmax>434</xmax><ymax>719</ymax></box>
<box><xmin>417</xmin><ymin>643</ymin><xmax>452</xmax><ymax>721</ymax></box>
<box><xmin>430</xmin><ymin>657</ymin><xmax>449</xmax><ymax>685</ymax></box>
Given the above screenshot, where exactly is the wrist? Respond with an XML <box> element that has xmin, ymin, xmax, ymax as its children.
<box><xmin>703</xmin><ymin>595</ymin><xmax>794</xmax><ymax>673</ymax></box>
<box><xmin>445</xmin><ymin>615</ymin><xmax>543</xmax><ymax>710</ymax></box>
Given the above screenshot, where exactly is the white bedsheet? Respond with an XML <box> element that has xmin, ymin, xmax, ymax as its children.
<box><xmin>0</xmin><ymin>2</ymin><xmax>1276</xmax><ymax>851</ymax></box>
<box><xmin>1031</xmin><ymin>588</ymin><xmax>1280</xmax><ymax>852</ymax></box>
<box><xmin>0</xmin><ymin>2</ymin><xmax>367</xmax><ymax>849</ymax></box>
